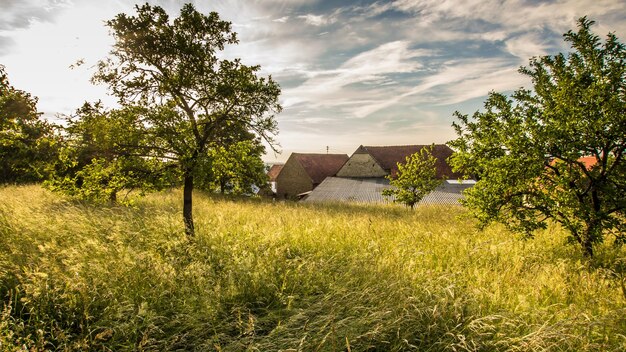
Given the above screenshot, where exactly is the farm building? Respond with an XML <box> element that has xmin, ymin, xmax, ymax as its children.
<box><xmin>275</xmin><ymin>153</ymin><xmax>349</xmax><ymax>199</ymax></box>
<box><xmin>266</xmin><ymin>164</ymin><xmax>284</xmax><ymax>193</ymax></box>
<box><xmin>336</xmin><ymin>144</ymin><xmax>461</xmax><ymax>179</ymax></box>
<box><xmin>303</xmin><ymin>144</ymin><xmax>471</xmax><ymax>205</ymax></box>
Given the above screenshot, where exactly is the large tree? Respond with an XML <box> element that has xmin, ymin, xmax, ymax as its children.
<box><xmin>93</xmin><ymin>4</ymin><xmax>281</xmax><ymax>236</ymax></box>
<box><xmin>449</xmin><ymin>18</ymin><xmax>625</xmax><ymax>257</ymax></box>
<box><xmin>0</xmin><ymin>65</ymin><xmax>57</xmax><ymax>183</ymax></box>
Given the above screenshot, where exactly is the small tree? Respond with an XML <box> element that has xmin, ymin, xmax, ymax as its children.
<box><xmin>382</xmin><ymin>145</ymin><xmax>443</xmax><ymax>209</ymax></box>
<box><xmin>93</xmin><ymin>4</ymin><xmax>281</xmax><ymax>236</ymax></box>
<box><xmin>50</xmin><ymin>102</ymin><xmax>126</xmax><ymax>202</ymax></box>
<box><xmin>198</xmin><ymin>140</ymin><xmax>268</xmax><ymax>195</ymax></box>
<box><xmin>449</xmin><ymin>18</ymin><xmax>625</xmax><ymax>257</ymax></box>
<box><xmin>0</xmin><ymin>65</ymin><xmax>57</xmax><ymax>183</ymax></box>
<box><xmin>47</xmin><ymin>102</ymin><xmax>174</xmax><ymax>204</ymax></box>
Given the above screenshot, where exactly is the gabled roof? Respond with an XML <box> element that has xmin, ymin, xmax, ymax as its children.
<box><xmin>292</xmin><ymin>153</ymin><xmax>349</xmax><ymax>184</ymax></box>
<box><xmin>267</xmin><ymin>164</ymin><xmax>284</xmax><ymax>182</ymax></box>
<box><xmin>355</xmin><ymin>144</ymin><xmax>459</xmax><ymax>178</ymax></box>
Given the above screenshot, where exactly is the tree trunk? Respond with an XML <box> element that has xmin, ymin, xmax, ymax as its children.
<box><xmin>109</xmin><ymin>190</ymin><xmax>117</xmax><ymax>204</ymax></box>
<box><xmin>183</xmin><ymin>173</ymin><xmax>194</xmax><ymax>238</ymax></box>
<box><xmin>582</xmin><ymin>238</ymin><xmax>594</xmax><ymax>258</ymax></box>
<box><xmin>582</xmin><ymin>222</ymin><xmax>598</xmax><ymax>258</ymax></box>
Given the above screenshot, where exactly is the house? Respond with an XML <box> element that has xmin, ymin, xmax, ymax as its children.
<box><xmin>275</xmin><ymin>153</ymin><xmax>349</xmax><ymax>199</ymax></box>
<box><xmin>336</xmin><ymin>144</ymin><xmax>460</xmax><ymax>179</ymax></box>
<box><xmin>266</xmin><ymin>164</ymin><xmax>284</xmax><ymax>193</ymax></box>
<box><xmin>303</xmin><ymin>144</ymin><xmax>471</xmax><ymax>205</ymax></box>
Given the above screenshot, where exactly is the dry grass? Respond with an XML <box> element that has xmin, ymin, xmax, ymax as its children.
<box><xmin>1</xmin><ymin>185</ymin><xmax>625</xmax><ymax>351</ymax></box>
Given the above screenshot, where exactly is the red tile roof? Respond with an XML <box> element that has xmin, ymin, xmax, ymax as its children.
<box><xmin>578</xmin><ymin>156</ymin><xmax>597</xmax><ymax>170</ymax></box>
<box><xmin>549</xmin><ymin>156</ymin><xmax>598</xmax><ymax>170</ymax></box>
<box><xmin>357</xmin><ymin>144</ymin><xmax>460</xmax><ymax>178</ymax></box>
<box><xmin>293</xmin><ymin>153</ymin><xmax>349</xmax><ymax>184</ymax></box>
<box><xmin>267</xmin><ymin>164</ymin><xmax>284</xmax><ymax>181</ymax></box>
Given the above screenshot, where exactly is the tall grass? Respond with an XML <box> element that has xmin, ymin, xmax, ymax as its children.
<box><xmin>0</xmin><ymin>185</ymin><xmax>624</xmax><ymax>351</ymax></box>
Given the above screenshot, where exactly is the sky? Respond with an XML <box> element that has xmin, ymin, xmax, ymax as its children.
<box><xmin>1</xmin><ymin>0</ymin><xmax>625</xmax><ymax>162</ymax></box>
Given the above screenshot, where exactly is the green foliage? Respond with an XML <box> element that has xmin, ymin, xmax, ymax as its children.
<box><xmin>1</xmin><ymin>185</ymin><xmax>625</xmax><ymax>350</ymax></box>
<box><xmin>92</xmin><ymin>3</ymin><xmax>281</xmax><ymax>235</ymax></box>
<box><xmin>46</xmin><ymin>102</ymin><xmax>176</xmax><ymax>204</ymax></box>
<box><xmin>197</xmin><ymin>140</ymin><xmax>268</xmax><ymax>195</ymax></box>
<box><xmin>382</xmin><ymin>145</ymin><xmax>443</xmax><ymax>209</ymax></box>
<box><xmin>0</xmin><ymin>65</ymin><xmax>58</xmax><ymax>183</ymax></box>
<box><xmin>449</xmin><ymin>18</ymin><xmax>626</xmax><ymax>257</ymax></box>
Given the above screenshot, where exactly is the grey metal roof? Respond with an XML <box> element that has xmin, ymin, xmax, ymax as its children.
<box><xmin>418</xmin><ymin>182</ymin><xmax>474</xmax><ymax>205</ymax></box>
<box><xmin>302</xmin><ymin>177</ymin><xmax>475</xmax><ymax>205</ymax></box>
<box><xmin>303</xmin><ymin>177</ymin><xmax>392</xmax><ymax>203</ymax></box>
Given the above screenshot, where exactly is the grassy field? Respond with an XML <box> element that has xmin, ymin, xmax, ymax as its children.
<box><xmin>1</xmin><ymin>185</ymin><xmax>625</xmax><ymax>351</ymax></box>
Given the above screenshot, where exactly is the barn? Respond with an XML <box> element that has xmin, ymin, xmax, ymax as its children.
<box><xmin>336</xmin><ymin>144</ymin><xmax>460</xmax><ymax>179</ymax></box>
<box><xmin>275</xmin><ymin>153</ymin><xmax>349</xmax><ymax>199</ymax></box>
<box><xmin>303</xmin><ymin>144</ymin><xmax>470</xmax><ymax>204</ymax></box>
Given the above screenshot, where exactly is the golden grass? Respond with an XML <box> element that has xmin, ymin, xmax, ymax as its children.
<box><xmin>1</xmin><ymin>185</ymin><xmax>625</xmax><ymax>351</ymax></box>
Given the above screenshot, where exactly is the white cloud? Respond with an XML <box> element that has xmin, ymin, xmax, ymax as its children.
<box><xmin>348</xmin><ymin>59</ymin><xmax>527</xmax><ymax>117</ymax></box>
<box><xmin>388</xmin><ymin>0</ymin><xmax>626</xmax><ymax>37</ymax></box>
<box><xmin>0</xmin><ymin>0</ymin><xmax>71</xmax><ymax>30</ymax></box>
<box><xmin>273</xmin><ymin>15</ymin><xmax>289</xmax><ymax>23</ymax></box>
<box><xmin>222</xmin><ymin>36</ymin><xmax>323</xmax><ymax>78</ymax></box>
<box><xmin>437</xmin><ymin>66</ymin><xmax>528</xmax><ymax>104</ymax></box>
<box><xmin>297</xmin><ymin>13</ymin><xmax>331</xmax><ymax>26</ymax></box>
<box><xmin>284</xmin><ymin>41</ymin><xmax>431</xmax><ymax>109</ymax></box>
<box><xmin>505</xmin><ymin>33</ymin><xmax>548</xmax><ymax>60</ymax></box>
<box><xmin>302</xmin><ymin>117</ymin><xmax>334</xmax><ymax>124</ymax></box>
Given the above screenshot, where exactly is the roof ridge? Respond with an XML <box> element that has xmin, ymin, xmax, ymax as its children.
<box><xmin>363</xmin><ymin>144</ymin><xmax>447</xmax><ymax>148</ymax></box>
<box><xmin>293</xmin><ymin>152</ymin><xmax>348</xmax><ymax>156</ymax></box>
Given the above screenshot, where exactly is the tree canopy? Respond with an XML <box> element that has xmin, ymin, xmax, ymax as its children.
<box><xmin>93</xmin><ymin>3</ymin><xmax>281</xmax><ymax>236</ymax></box>
<box><xmin>197</xmin><ymin>140</ymin><xmax>268</xmax><ymax>195</ymax></box>
<box><xmin>382</xmin><ymin>145</ymin><xmax>443</xmax><ymax>209</ymax></box>
<box><xmin>47</xmin><ymin>102</ymin><xmax>175</xmax><ymax>204</ymax></box>
<box><xmin>449</xmin><ymin>18</ymin><xmax>625</xmax><ymax>257</ymax></box>
<box><xmin>0</xmin><ymin>65</ymin><xmax>57</xmax><ymax>183</ymax></box>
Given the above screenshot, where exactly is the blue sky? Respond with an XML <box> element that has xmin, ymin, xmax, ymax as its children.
<box><xmin>1</xmin><ymin>0</ymin><xmax>625</xmax><ymax>162</ymax></box>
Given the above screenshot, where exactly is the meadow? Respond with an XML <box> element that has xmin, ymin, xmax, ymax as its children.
<box><xmin>0</xmin><ymin>185</ymin><xmax>625</xmax><ymax>351</ymax></box>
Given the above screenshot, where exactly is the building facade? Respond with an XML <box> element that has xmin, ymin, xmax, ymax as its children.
<box><xmin>275</xmin><ymin>153</ymin><xmax>349</xmax><ymax>199</ymax></box>
<box><xmin>337</xmin><ymin>144</ymin><xmax>460</xmax><ymax>179</ymax></box>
